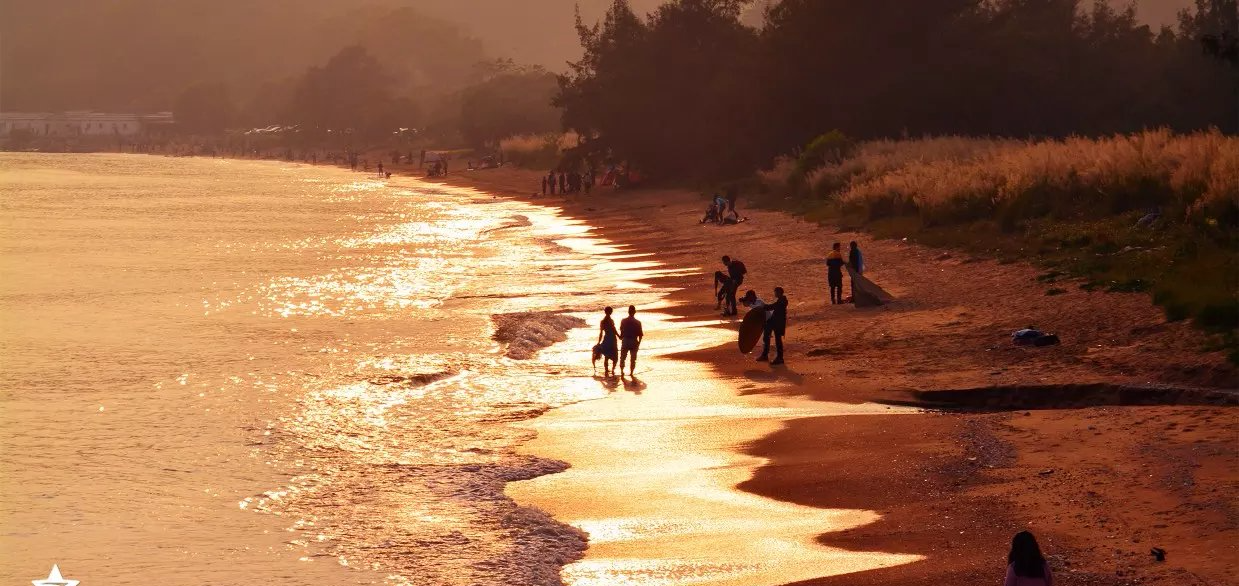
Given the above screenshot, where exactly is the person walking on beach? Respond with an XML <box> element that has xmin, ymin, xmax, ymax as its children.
<box><xmin>595</xmin><ymin>306</ymin><xmax>620</xmax><ymax>377</ymax></box>
<box><xmin>756</xmin><ymin>287</ymin><xmax>787</xmax><ymax>365</ymax></box>
<box><xmin>826</xmin><ymin>242</ymin><xmax>845</xmax><ymax>304</ymax></box>
<box><xmin>1004</xmin><ymin>531</ymin><xmax>1053</xmax><ymax>586</ymax></box>
<box><xmin>619</xmin><ymin>305</ymin><xmax>643</xmax><ymax>377</ymax></box>
<box><xmin>715</xmin><ymin>255</ymin><xmax>746</xmax><ymax>316</ymax></box>
<box><xmin>847</xmin><ymin>240</ymin><xmax>865</xmax><ymax>302</ymax></box>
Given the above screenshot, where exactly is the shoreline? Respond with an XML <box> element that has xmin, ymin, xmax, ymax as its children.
<box><xmin>142</xmin><ymin>153</ymin><xmax>1236</xmax><ymax>585</ymax></box>
<box><xmin>425</xmin><ymin>164</ymin><xmax>1236</xmax><ymax>586</ymax></box>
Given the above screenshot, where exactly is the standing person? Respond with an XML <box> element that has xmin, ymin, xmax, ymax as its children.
<box><xmin>847</xmin><ymin>240</ymin><xmax>865</xmax><ymax>303</ymax></box>
<box><xmin>596</xmin><ymin>306</ymin><xmax>620</xmax><ymax>377</ymax></box>
<box><xmin>584</xmin><ymin>169</ymin><xmax>594</xmax><ymax>194</ymax></box>
<box><xmin>548</xmin><ymin>171</ymin><xmax>557</xmax><ymax>195</ymax></box>
<box><xmin>558</xmin><ymin>172</ymin><xmax>567</xmax><ymax>194</ymax></box>
<box><xmin>541</xmin><ymin>175</ymin><xmax>548</xmax><ymax>195</ymax></box>
<box><xmin>756</xmin><ymin>287</ymin><xmax>787</xmax><ymax>365</ymax></box>
<box><xmin>826</xmin><ymin>242</ymin><xmax>845</xmax><ymax>304</ymax></box>
<box><xmin>619</xmin><ymin>305</ymin><xmax>644</xmax><ymax>377</ymax></box>
<box><xmin>1005</xmin><ymin>531</ymin><xmax>1053</xmax><ymax>586</ymax></box>
<box><xmin>377</xmin><ymin>161</ymin><xmax>384</xmax><ymax>176</ymax></box>
<box><xmin>715</xmin><ymin>255</ymin><xmax>746</xmax><ymax>316</ymax></box>
<box><xmin>726</xmin><ymin>187</ymin><xmax>738</xmax><ymax>216</ymax></box>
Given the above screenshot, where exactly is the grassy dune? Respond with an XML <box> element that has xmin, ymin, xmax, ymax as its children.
<box><xmin>760</xmin><ymin>130</ymin><xmax>1239</xmax><ymax>358</ymax></box>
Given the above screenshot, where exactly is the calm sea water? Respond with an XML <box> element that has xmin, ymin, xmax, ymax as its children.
<box><xmin>0</xmin><ymin>153</ymin><xmax>676</xmax><ymax>585</ymax></box>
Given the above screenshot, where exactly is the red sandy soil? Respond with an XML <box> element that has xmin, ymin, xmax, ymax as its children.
<box><xmin>385</xmin><ymin>160</ymin><xmax>1238</xmax><ymax>585</ymax></box>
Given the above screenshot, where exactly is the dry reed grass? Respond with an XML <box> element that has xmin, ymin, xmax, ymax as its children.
<box><xmin>768</xmin><ymin>130</ymin><xmax>1238</xmax><ymax>226</ymax></box>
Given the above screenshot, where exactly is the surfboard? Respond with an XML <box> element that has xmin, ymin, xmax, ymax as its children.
<box><xmin>738</xmin><ymin>307</ymin><xmax>766</xmax><ymax>354</ymax></box>
<box><xmin>847</xmin><ymin>266</ymin><xmax>894</xmax><ymax>307</ymax></box>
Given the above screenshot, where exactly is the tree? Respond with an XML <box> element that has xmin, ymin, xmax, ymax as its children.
<box><xmin>557</xmin><ymin>0</ymin><xmax>761</xmax><ymax>179</ymax></box>
<box><xmin>287</xmin><ymin>46</ymin><xmax>410</xmax><ymax>141</ymax></box>
<box><xmin>173</xmin><ymin>82</ymin><xmax>235</xmax><ymax>135</ymax></box>
<box><xmin>459</xmin><ymin>63</ymin><xmax>560</xmax><ymax>147</ymax></box>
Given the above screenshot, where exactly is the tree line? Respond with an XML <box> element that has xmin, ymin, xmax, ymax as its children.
<box><xmin>556</xmin><ymin>0</ymin><xmax>1239</xmax><ymax>180</ymax></box>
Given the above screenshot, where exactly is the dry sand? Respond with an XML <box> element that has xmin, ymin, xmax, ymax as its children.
<box><xmin>385</xmin><ymin>160</ymin><xmax>1236</xmax><ymax>585</ymax></box>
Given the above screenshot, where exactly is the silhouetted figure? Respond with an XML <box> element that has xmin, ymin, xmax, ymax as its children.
<box><xmin>1005</xmin><ymin>531</ymin><xmax>1053</xmax><ymax>586</ymax></box>
<box><xmin>757</xmin><ymin>287</ymin><xmax>787</xmax><ymax>365</ymax></box>
<box><xmin>594</xmin><ymin>306</ymin><xmax>619</xmax><ymax>376</ymax></box>
<box><xmin>558</xmin><ymin>172</ymin><xmax>566</xmax><ymax>194</ymax></box>
<box><xmin>619</xmin><ymin>305</ymin><xmax>644</xmax><ymax>377</ymax></box>
<box><xmin>541</xmin><ymin>176</ymin><xmax>548</xmax><ymax>195</ymax></box>
<box><xmin>714</xmin><ymin>255</ymin><xmax>746</xmax><ymax>316</ymax></box>
<box><xmin>848</xmin><ymin>240</ymin><xmax>864</xmax><ymax>302</ymax></box>
<box><xmin>547</xmin><ymin>171</ymin><xmax>557</xmax><ymax>194</ymax></box>
<box><xmin>826</xmin><ymin>242</ymin><xmax>845</xmax><ymax>304</ymax></box>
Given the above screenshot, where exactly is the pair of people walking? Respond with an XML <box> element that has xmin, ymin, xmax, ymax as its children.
<box><xmin>594</xmin><ymin>305</ymin><xmax>643</xmax><ymax>377</ymax></box>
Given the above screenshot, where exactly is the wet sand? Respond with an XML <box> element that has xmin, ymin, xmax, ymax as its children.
<box><xmin>425</xmin><ymin>164</ymin><xmax>1237</xmax><ymax>586</ymax></box>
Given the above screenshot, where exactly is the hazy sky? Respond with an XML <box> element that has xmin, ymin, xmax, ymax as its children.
<box><xmin>455</xmin><ymin>0</ymin><xmax>1197</xmax><ymax>70</ymax></box>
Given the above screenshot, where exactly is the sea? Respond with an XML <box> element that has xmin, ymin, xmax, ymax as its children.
<box><xmin>0</xmin><ymin>153</ymin><xmax>680</xmax><ymax>585</ymax></box>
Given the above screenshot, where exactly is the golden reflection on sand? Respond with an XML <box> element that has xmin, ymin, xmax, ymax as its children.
<box><xmin>512</xmin><ymin>304</ymin><xmax>922</xmax><ymax>585</ymax></box>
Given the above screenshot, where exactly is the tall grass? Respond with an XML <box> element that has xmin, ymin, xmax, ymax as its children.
<box><xmin>500</xmin><ymin>132</ymin><xmax>580</xmax><ymax>170</ymax></box>
<box><xmin>761</xmin><ymin>129</ymin><xmax>1239</xmax><ymax>341</ymax></box>
<box><xmin>768</xmin><ymin>129</ymin><xmax>1239</xmax><ymax>229</ymax></box>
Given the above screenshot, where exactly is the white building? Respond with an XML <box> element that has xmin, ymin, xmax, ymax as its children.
<box><xmin>0</xmin><ymin>111</ymin><xmax>174</xmax><ymax>137</ymax></box>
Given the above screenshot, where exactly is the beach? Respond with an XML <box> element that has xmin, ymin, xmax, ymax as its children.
<box><xmin>432</xmin><ymin>164</ymin><xmax>1237</xmax><ymax>585</ymax></box>
<box><xmin>2</xmin><ymin>152</ymin><xmax>1234</xmax><ymax>586</ymax></box>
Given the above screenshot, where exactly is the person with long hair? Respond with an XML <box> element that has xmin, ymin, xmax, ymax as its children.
<box><xmin>1005</xmin><ymin>531</ymin><xmax>1053</xmax><ymax>586</ymax></box>
<box><xmin>595</xmin><ymin>306</ymin><xmax>620</xmax><ymax>377</ymax></box>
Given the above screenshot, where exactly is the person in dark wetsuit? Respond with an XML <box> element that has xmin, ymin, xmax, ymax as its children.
<box><xmin>826</xmin><ymin>242</ymin><xmax>845</xmax><ymax>304</ymax></box>
<box><xmin>619</xmin><ymin>305</ymin><xmax>644</xmax><ymax>377</ymax></box>
<box><xmin>757</xmin><ymin>286</ymin><xmax>787</xmax><ymax>365</ymax></box>
<box><xmin>714</xmin><ymin>255</ymin><xmax>746</xmax><ymax>316</ymax></box>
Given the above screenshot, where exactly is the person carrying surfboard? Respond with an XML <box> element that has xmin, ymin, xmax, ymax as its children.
<box><xmin>756</xmin><ymin>287</ymin><xmax>788</xmax><ymax>365</ymax></box>
<box><xmin>619</xmin><ymin>305</ymin><xmax>643</xmax><ymax>377</ymax></box>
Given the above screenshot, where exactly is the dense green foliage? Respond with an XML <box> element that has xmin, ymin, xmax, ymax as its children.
<box><xmin>558</xmin><ymin>0</ymin><xmax>1238</xmax><ymax>180</ymax></box>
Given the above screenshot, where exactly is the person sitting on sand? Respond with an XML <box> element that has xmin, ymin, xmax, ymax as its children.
<box><xmin>619</xmin><ymin>305</ymin><xmax>643</xmax><ymax>377</ymax></box>
<box><xmin>596</xmin><ymin>306</ymin><xmax>620</xmax><ymax>376</ymax></box>
<box><xmin>1005</xmin><ymin>531</ymin><xmax>1053</xmax><ymax>586</ymax></box>
<box><xmin>826</xmin><ymin>242</ymin><xmax>845</xmax><ymax>305</ymax></box>
<box><xmin>756</xmin><ymin>287</ymin><xmax>787</xmax><ymax>365</ymax></box>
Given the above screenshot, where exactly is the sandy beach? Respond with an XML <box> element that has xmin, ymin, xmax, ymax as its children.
<box><xmin>423</xmin><ymin>163</ymin><xmax>1238</xmax><ymax>586</ymax></box>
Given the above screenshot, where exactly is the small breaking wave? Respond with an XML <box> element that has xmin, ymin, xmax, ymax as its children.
<box><xmin>492</xmin><ymin>311</ymin><xmax>587</xmax><ymax>360</ymax></box>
